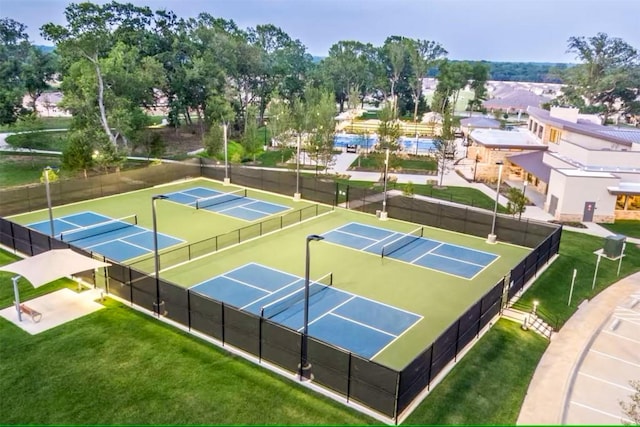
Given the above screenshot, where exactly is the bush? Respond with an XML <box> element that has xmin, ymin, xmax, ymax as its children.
<box><xmin>404</xmin><ymin>181</ymin><xmax>415</xmax><ymax>197</ymax></box>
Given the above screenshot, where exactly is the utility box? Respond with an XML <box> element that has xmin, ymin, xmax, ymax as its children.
<box><xmin>603</xmin><ymin>234</ymin><xmax>626</xmax><ymax>258</ymax></box>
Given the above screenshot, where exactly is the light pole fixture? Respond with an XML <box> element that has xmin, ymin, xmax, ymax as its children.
<box><xmin>223</xmin><ymin>122</ymin><xmax>230</xmax><ymax>185</ymax></box>
<box><xmin>487</xmin><ymin>161</ymin><xmax>503</xmax><ymax>244</ymax></box>
<box><xmin>300</xmin><ymin>234</ymin><xmax>324</xmax><ymax>381</ymax></box>
<box><xmin>380</xmin><ymin>148</ymin><xmax>390</xmax><ymax>221</ymax></box>
<box><xmin>43</xmin><ymin>166</ymin><xmax>55</xmax><ymax>237</ymax></box>
<box><xmin>152</xmin><ymin>194</ymin><xmax>168</xmax><ymax>317</ymax></box>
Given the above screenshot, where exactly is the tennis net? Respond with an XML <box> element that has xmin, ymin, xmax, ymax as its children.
<box><xmin>60</xmin><ymin>214</ymin><xmax>138</xmax><ymax>243</ymax></box>
<box><xmin>195</xmin><ymin>188</ymin><xmax>248</xmax><ymax>210</ymax></box>
<box><xmin>381</xmin><ymin>226</ymin><xmax>423</xmax><ymax>258</ymax></box>
<box><xmin>260</xmin><ymin>272</ymin><xmax>333</xmax><ymax>319</ymax></box>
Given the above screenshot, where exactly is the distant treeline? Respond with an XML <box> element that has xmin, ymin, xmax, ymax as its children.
<box><xmin>425</xmin><ymin>61</ymin><xmax>570</xmax><ymax>83</ymax></box>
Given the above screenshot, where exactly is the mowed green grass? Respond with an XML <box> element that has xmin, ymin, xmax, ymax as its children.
<box><xmin>0</xmin><ymin>296</ymin><xmax>372</xmax><ymax>423</ymax></box>
<box><xmin>405</xmin><ymin>319</ymin><xmax>548</xmax><ymax>424</ymax></box>
<box><xmin>600</xmin><ymin>220</ymin><xmax>640</xmax><ymax>239</ymax></box>
<box><xmin>0</xmin><ymin>153</ymin><xmax>63</xmax><ymax>187</ymax></box>
<box><xmin>517</xmin><ymin>231</ymin><xmax>640</xmax><ymax>328</ymax></box>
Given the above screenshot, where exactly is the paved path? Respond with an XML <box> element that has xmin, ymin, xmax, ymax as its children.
<box><xmin>517</xmin><ymin>272</ymin><xmax>640</xmax><ymax>425</ymax></box>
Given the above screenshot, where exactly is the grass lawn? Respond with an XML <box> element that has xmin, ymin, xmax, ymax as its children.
<box><xmin>405</xmin><ymin>319</ymin><xmax>548</xmax><ymax>425</ymax></box>
<box><xmin>517</xmin><ymin>231</ymin><xmax>640</xmax><ymax>329</ymax></box>
<box><xmin>351</xmin><ymin>153</ymin><xmax>437</xmax><ymax>173</ymax></box>
<box><xmin>0</xmin><ymin>248</ymin><xmax>373</xmax><ymax>424</ymax></box>
<box><xmin>0</xmin><ymin>153</ymin><xmax>63</xmax><ymax>187</ymax></box>
<box><xmin>5</xmin><ymin>131</ymin><xmax>69</xmax><ymax>151</ymax></box>
<box><xmin>0</xmin><ymin>116</ymin><xmax>73</xmax><ymax>132</ymax></box>
<box><xmin>257</xmin><ymin>148</ymin><xmax>294</xmax><ymax>167</ymax></box>
<box><xmin>601</xmin><ymin>220</ymin><xmax>640</xmax><ymax>239</ymax></box>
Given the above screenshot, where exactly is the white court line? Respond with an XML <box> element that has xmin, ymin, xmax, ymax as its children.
<box><xmin>239</xmin><ymin>278</ymin><xmax>302</xmax><ymax>310</ymax></box>
<box><xmin>360</xmin><ymin>232</ymin><xmax>402</xmax><ymax>252</ymax></box>
<box><xmin>602</xmin><ymin>329</ymin><xmax>640</xmax><ymax>346</ymax></box>
<box><xmin>329</xmin><ymin>228</ymin><xmax>378</xmax><ymax>243</ymax></box>
<box><xmin>83</xmin><ymin>229</ymin><xmax>147</xmax><ymax>248</ymax></box>
<box><xmin>371</xmin><ymin>315</ymin><xmax>423</xmax><ymax>359</ymax></box>
<box><xmin>590</xmin><ymin>349</ymin><xmax>640</xmax><ymax>368</ymax></box>
<box><xmin>410</xmin><ymin>242</ymin><xmax>444</xmax><ymax>263</ymax></box>
<box><xmin>423</xmin><ymin>250</ymin><xmax>486</xmax><ymax>267</ymax></box>
<box><xmin>569</xmin><ymin>401</ymin><xmax>632</xmax><ymax>424</ymax></box>
<box><xmin>578</xmin><ymin>372</ymin><xmax>636</xmax><ymax>392</ymax></box>
<box><xmin>304</xmin><ymin>296</ymin><xmax>356</xmax><ymax>329</ymax></box>
<box><xmin>329</xmin><ymin>312</ymin><xmax>397</xmax><ymax>337</ymax></box>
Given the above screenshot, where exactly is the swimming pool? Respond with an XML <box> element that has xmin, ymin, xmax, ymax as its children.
<box><xmin>333</xmin><ymin>133</ymin><xmax>436</xmax><ymax>154</ymax></box>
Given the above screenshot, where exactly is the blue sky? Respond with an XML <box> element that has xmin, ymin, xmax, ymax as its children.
<box><xmin>3</xmin><ymin>0</ymin><xmax>640</xmax><ymax>63</ymax></box>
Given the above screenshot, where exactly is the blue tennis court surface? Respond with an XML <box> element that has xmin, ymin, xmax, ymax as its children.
<box><xmin>190</xmin><ymin>263</ymin><xmax>421</xmax><ymax>359</ymax></box>
<box><xmin>163</xmin><ymin>186</ymin><xmax>290</xmax><ymax>221</ymax></box>
<box><xmin>27</xmin><ymin>211</ymin><xmax>183</xmax><ymax>262</ymax></box>
<box><xmin>322</xmin><ymin>222</ymin><xmax>499</xmax><ymax>279</ymax></box>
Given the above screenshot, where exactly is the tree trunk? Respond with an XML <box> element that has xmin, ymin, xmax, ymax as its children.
<box><xmin>93</xmin><ymin>59</ymin><xmax>117</xmax><ymax>147</ymax></box>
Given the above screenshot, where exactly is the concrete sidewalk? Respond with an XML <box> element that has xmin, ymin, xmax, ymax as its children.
<box><xmin>517</xmin><ymin>272</ymin><xmax>640</xmax><ymax>425</ymax></box>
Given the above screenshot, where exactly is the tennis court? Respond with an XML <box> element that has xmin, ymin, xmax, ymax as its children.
<box><xmin>164</xmin><ymin>186</ymin><xmax>290</xmax><ymax>221</ymax></box>
<box><xmin>27</xmin><ymin>211</ymin><xmax>183</xmax><ymax>262</ymax></box>
<box><xmin>190</xmin><ymin>262</ymin><xmax>422</xmax><ymax>359</ymax></box>
<box><xmin>322</xmin><ymin>222</ymin><xmax>499</xmax><ymax>279</ymax></box>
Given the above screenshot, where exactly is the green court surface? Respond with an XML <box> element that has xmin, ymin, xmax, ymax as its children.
<box><xmin>10</xmin><ymin>177</ymin><xmax>530</xmax><ymax>370</ymax></box>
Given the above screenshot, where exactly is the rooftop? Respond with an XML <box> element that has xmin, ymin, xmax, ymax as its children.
<box><xmin>527</xmin><ymin>106</ymin><xmax>640</xmax><ymax>146</ymax></box>
<box><xmin>470</xmin><ymin>128</ymin><xmax>546</xmax><ymax>149</ymax></box>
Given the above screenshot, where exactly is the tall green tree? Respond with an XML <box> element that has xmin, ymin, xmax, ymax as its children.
<box><xmin>22</xmin><ymin>47</ymin><xmax>58</xmax><ymax>114</ymax></box>
<box><xmin>42</xmin><ymin>1</ymin><xmax>161</xmax><ymax>151</ymax></box>
<box><xmin>432</xmin><ymin>103</ymin><xmax>456</xmax><ymax>187</ymax></box>
<box><xmin>407</xmin><ymin>38</ymin><xmax>447</xmax><ymax>122</ymax></box>
<box><xmin>560</xmin><ymin>32</ymin><xmax>639</xmax><ymax>124</ymax></box>
<box><xmin>0</xmin><ymin>18</ymin><xmax>31</xmax><ymax>124</ymax></box>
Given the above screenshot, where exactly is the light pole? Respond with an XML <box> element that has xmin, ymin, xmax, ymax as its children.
<box><xmin>300</xmin><ymin>234</ymin><xmax>324</xmax><ymax>381</ymax></box>
<box><xmin>43</xmin><ymin>166</ymin><xmax>55</xmax><ymax>236</ymax></box>
<box><xmin>487</xmin><ymin>161</ymin><xmax>503</xmax><ymax>243</ymax></box>
<box><xmin>152</xmin><ymin>194</ymin><xmax>168</xmax><ymax>317</ymax></box>
<box><xmin>380</xmin><ymin>148</ymin><xmax>390</xmax><ymax>220</ymax></box>
<box><xmin>223</xmin><ymin>122</ymin><xmax>230</xmax><ymax>185</ymax></box>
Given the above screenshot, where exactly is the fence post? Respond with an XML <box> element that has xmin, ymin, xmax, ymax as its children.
<box><xmin>346</xmin><ymin>352</ymin><xmax>352</xmax><ymax>402</ymax></box>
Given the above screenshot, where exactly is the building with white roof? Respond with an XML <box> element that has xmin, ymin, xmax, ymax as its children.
<box><xmin>467</xmin><ymin>106</ymin><xmax>640</xmax><ymax>223</ymax></box>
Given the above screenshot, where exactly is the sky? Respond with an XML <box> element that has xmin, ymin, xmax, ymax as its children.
<box><xmin>2</xmin><ymin>0</ymin><xmax>640</xmax><ymax>63</ymax></box>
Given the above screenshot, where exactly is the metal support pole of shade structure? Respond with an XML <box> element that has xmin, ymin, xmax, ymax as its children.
<box><xmin>379</xmin><ymin>148</ymin><xmax>389</xmax><ymax>221</ymax></box>
<box><xmin>487</xmin><ymin>161</ymin><xmax>503</xmax><ymax>243</ymax></box>
<box><xmin>152</xmin><ymin>195</ymin><xmax>168</xmax><ymax>317</ymax></box>
<box><xmin>223</xmin><ymin>122</ymin><xmax>230</xmax><ymax>185</ymax></box>
<box><xmin>294</xmin><ymin>135</ymin><xmax>301</xmax><ymax>201</ymax></box>
<box><xmin>300</xmin><ymin>234</ymin><xmax>324</xmax><ymax>381</ymax></box>
<box><xmin>12</xmin><ymin>275</ymin><xmax>22</xmax><ymax>322</ymax></box>
<box><xmin>568</xmin><ymin>268</ymin><xmax>577</xmax><ymax>306</ymax></box>
<box><xmin>44</xmin><ymin>166</ymin><xmax>54</xmax><ymax>237</ymax></box>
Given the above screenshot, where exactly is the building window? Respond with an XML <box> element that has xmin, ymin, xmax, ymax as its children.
<box><xmin>538</xmin><ymin>125</ymin><xmax>544</xmax><ymax>139</ymax></box>
<box><xmin>549</xmin><ymin>128</ymin><xmax>560</xmax><ymax>143</ymax></box>
<box><xmin>533</xmin><ymin>122</ymin><xmax>538</xmax><ymax>133</ymax></box>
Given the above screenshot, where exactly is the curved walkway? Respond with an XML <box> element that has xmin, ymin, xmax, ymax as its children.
<box><xmin>517</xmin><ymin>271</ymin><xmax>640</xmax><ymax>424</ymax></box>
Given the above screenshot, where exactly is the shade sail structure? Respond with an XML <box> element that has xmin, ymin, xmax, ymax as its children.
<box><xmin>0</xmin><ymin>249</ymin><xmax>110</xmax><ymax>288</ymax></box>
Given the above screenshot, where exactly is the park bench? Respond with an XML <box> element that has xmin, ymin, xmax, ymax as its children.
<box><xmin>13</xmin><ymin>302</ymin><xmax>42</xmax><ymax>323</ymax></box>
